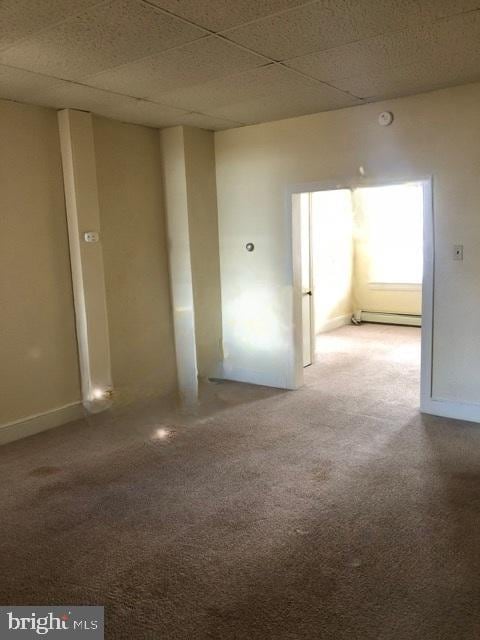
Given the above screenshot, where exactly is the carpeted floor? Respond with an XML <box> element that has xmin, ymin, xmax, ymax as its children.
<box><xmin>1</xmin><ymin>324</ymin><xmax>480</xmax><ymax>638</ymax></box>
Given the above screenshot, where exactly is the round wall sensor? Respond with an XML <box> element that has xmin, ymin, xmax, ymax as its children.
<box><xmin>378</xmin><ymin>111</ymin><xmax>394</xmax><ymax>126</ymax></box>
<box><xmin>246</xmin><ymin>242</ymin><xmax>255</xmax><ymax>252</ymax></box>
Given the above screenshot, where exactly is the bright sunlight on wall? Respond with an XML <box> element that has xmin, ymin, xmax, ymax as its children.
<box><xmin>355</xmin><ymin>183</ymin><xmax>424</xmax><ymax>284</ymax></box>
<box><xmin>311</xmin><ymin>190</ymin><xmax>354</xmax><ymax>332</ymax></box>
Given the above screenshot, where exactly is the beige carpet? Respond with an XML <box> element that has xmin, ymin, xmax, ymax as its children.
<box><xmin>1</xmin><ymin>324</ymin><xmax>480</xmax><ymax>639</ymax></box>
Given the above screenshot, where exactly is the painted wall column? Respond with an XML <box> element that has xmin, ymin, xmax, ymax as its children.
<box><xmin>182</xmin><ymin>127</ymin><xmax>223</xmax><ymax>381</ymax></box>
<box><xmin>159</xmin><ymin>126</ymin><xmax>224</xmax><ymax>401</ymax></box>
<box><xmin>159</xmin><ymin>126</ymin><xmax>198</xmax><ymax>404</ymax></box>
<box><xmin>58</xmin><ymin>109</ymin><xmax>113</xmax><ymax>413</ymax></box>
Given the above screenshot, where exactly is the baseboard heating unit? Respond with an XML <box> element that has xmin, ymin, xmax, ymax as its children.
<box><xmin>357</xmin><ymin>311</ymin><xmax>421</xmax><ymax>327</ymax></box>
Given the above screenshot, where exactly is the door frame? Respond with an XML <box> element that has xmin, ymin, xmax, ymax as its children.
<box><xmin>301</xmin><ymin>192</ymin><xmax>315</xmax><ymax>367</ymax></box>
<box><xmin>288</xmin><ymin>176</ymin><xmax>434</xmax><ymax>413</ymax></box>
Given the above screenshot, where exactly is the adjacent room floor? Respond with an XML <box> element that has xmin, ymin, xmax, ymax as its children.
<box><xmin>1</xmin><ymin>324</ymin><xmax>480</xmax><ymax>639</ymax></box>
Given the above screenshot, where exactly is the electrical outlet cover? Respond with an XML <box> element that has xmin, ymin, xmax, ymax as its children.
<box><xmin>84</xmin><ymin>231</ymin><xmax>99</xmax><ymax>243</ymax></box>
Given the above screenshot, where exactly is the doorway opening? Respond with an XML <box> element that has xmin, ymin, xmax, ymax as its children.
<box><xmin>291</xmin><ymin>179</ymin><xmax>433</xmax><ymax>411</ymax></box>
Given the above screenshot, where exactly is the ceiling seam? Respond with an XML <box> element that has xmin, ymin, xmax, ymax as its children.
<box><xmin>217</xmin><ymin>0</ymin><xmax>321</xmax><ymax>35</ymax></box>
<box><xmin>211</xmin><ymin>32</ymin><xmax>272</xmax><ymax>62</ymax></box>
<box><xmin>139</xmin><ymin>0</ymin><xmax>217</xmax><ymax>35</ymax></box>
<box><xmin>139</xmin><ymin>0</ymin><xmax>318</xmax><ymax>34</ymax></box>
<box><xmin>274</xmin><ymin>61</ymin><xmax>365</xmax><ymax>101</ymax></box>
<box><xmin>78</xmin><ymin>33</ymin><xmax>214</xmax><ymax>82</ymax></box>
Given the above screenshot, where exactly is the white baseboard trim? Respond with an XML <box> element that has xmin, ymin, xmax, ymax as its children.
<box><xmin>0</xmin><ymin>402</ymin><xmax>84</xmax><ymax>446</ymax></box>
<box><xmin>360</xmin><ymin>311</ymin><xmax>421</xmax><ymax>327</ymax></box>
<box><xmin>421</xmin><ymin>397</ymin><xmax>480</xmax><ymax>424</ymax></box>
<box><xmin>317</xmin><ymin>313</ymin><xmax>352</xmax><ymax>334</ymax></box>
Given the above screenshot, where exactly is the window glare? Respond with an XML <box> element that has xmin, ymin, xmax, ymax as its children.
<box><xmin>357</xmin><ymin>183</ymin><xmax>423</xmax><ymax>284</ymax></box>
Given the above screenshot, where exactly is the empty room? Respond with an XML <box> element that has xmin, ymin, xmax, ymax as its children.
<box><xmin>1</xmin><ymin>1</ymin><xmax>480</xmax><ymax>638</ymax></box>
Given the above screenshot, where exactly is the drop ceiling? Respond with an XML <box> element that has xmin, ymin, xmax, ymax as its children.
<box><xmin>1</xmin><ymin>0</ymin><xmax>480</xmax><ymax>130</ymax></box>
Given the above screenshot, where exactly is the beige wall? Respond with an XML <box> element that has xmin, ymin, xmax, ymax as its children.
<box><xmin>93</xmin><ymin>116</ymin><xmax>177</xmax><ymax>405</ymax></box>
<box><xmin>309</xmin><ymin>184</ymin><xmax>421</xmax><ymax>330</ymax></box>
<box><xmin>352</xmin><ymin>187</ymin><xmax>422</xmax><ymax>316</ymax></box>
<box><xmin>215</xmin><ymin>81</ymin><xmax>480</xmax><ymax>403</ymax></box>
<box><xmin>1</xmin><ymin>103</ymin><xmax>179</xmax><ymax>430</ymax></box>
<box><xmin>309</xmin><ymin>185</ymin><xmax>422</xmax><ymax>320</ymax></box>
<box><xmin>183</xmin><ymin>127</ymin><xmax>223</xmax><ymax>378</ymax></box>
<box><xmin>0</xmin><ymin>99</ymin><xmax>81</xmax><ymax>425</ymax></box>
<box><xmin>311</xmin><ymin>190</ymin><xmax>353</xmax><ymax>332</ymax></box>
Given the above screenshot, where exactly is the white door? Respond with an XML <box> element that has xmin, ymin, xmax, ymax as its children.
<box><xmin>300</xmin><ymin>193</ymin><xmax>313</xmax><ymax>367</ymax></box>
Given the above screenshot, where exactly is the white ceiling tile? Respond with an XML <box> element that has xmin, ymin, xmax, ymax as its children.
<box><xmin>207</xmin><ymin>88</ymin><xmax>359</xmax><ymax>124</ymax></box>
<box><xmin>0</xmin><ymin>0</ymin><xmax>101</xmax><ymax>51</ymax></box>
<box><xmin>156</xmin><ymin>64</ymin><xmax>360</xmax><ymax>123</ymax></box>
<box><xmin>147</xmin><ymin>0</ymin><xmax>311</xmax><ymax>32</ymax></box>
<box><xmin>85</xmin><ymin>36</ymin><xmax>268</xmax><ymax>100</ymax></box>
<box><xmin>0</xmin><ymin>65</ymin><xmax>60</xmax><ymax>104</ymax></box>
<box><xmin>415</xmin><ymin>0</ymin><xmax>480</xmax><ymax>20</ymax></box>
<box><xmin>34</xmin><ymin>81</ymin><xmax>189</xmax><ymax>127</ymax></box>
<box><xmin>221</xmin><ymin>0</ymin><xmax>480</xmax><ymax>61</ymax></box>
<box><xmin>178</xmin><ymin>112</ymin><xmax>243</xmax><ymax>130</ymax></box>
<box><xmin>0</xmin><ymin>0</ymin><xmax>206</xmax><ymax>82</ymax></box>
<box><xmin>285</xmin><ymin>30</ymin><xmax>428</xmax><ymax>82</ymax></box>
<box><xmin>287</xmin><ymin>11</ymin><xmax>480</xmax><ymax>90</ymax></box>
<box><xmin>333</xmin><ymin>58</ymin><xmax>480</xmax><ymax>100</ymax></box>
